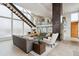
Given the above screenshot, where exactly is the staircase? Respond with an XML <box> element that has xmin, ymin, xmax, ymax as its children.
<box><xmin>2</xmin><ymin>3</ymin><xmax>36</xmax><ymax>28</ymax></box>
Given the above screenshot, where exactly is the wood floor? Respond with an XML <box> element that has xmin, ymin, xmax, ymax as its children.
<box><xmin>0</xmin><ymin>39</ymin><xmax>79</xmax><ymax>56</ymax></box>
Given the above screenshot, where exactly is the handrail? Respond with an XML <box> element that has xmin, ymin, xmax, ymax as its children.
<box><xmin>22</xmin><ymin>8</ymin><xmax>34</xmax><ymax>22</ymax></box>
<box><xmin>14</xmin><ymin>4</ymin><xmax>34</xmax><ymax>23</ymax></box>
<box><xmin>2</xmin><ymin>3</ymin><xmax>36</xmax><ymax>28</ymax></box>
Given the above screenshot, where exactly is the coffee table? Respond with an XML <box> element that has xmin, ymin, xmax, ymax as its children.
<box><xmin>33</xmin><ymin>41</ymin><xmax>46</xmax><ymax>55</ymax></box>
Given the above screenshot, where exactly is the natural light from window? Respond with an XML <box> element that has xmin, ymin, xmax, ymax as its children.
<box><xmin>71</xmin><ymin>13</ymin><xmax>78</xmax><ymax>22</ymax></box>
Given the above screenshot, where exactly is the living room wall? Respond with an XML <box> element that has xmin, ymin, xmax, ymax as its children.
<box><xmin>62</xmin><ymin>13</ymin><xmax>71</xmax><ymax>40</ymax></box>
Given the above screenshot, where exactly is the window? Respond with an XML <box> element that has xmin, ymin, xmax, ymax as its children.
<box><xmin>13</xmin><ymin>20</ymin><xmax>23</xmax><ymax>35</ymax></box>
<box><xmin>0</xmin><ymin>5</ymin><xmax>11</xmax><ymax>17</ymax></box>
<box><xmin>71</xmin><ymin>13</ymin><xmax>78</xmax><ymax>22</ymax></box>
<box><xmin>24</xmin><ymin>22</ymin><xmax>31</xmax><ymax>35</ymax></box>
<box><xmin>13</xmin><ymin>13</ymin><xmax>20</xmax><ymax>20</ymax></box>
<box><xmin>24</xmin><ymin>13</ymin><xmax>32</xmax><ymax>20</ymax></box>
<box><xmin>0</xmin><ymin>18</ymin><xmax>11</xmax><ymax>38</ymax></box>
<box><xmin>14</xmin><ymin>4</ymin><xmax>23</xmax><ymax>11</ymax></box>
<box><xmin>0</xmin><ymin>4</ymin><xmax>32</xmax><ymax>39</ymax></box>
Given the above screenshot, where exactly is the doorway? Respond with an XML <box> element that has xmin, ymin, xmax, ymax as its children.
<box><xmin>71</xmin><ymin>13</ymin><xmax>78</xmax><ymax>38</ymax></box>
<box><xmin>71</xmin><ymin>22</ymin><xmax>78</xmax><ymax>38</ymax></box>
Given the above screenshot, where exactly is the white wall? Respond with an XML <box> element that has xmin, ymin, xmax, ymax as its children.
<box><xmin>63</xmin><ymin>13</ymin><xmax>71</xmax><ymax>40</ymax></box>
<box><xmin>63</xmin><ymin>3</ymin><xmax>79</xmax><ymax>14</ymax></box>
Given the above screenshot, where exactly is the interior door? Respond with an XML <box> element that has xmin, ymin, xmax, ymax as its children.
<box><xmin>71</xmin><ymin>22</ymin><xmax>78</xmax><ymax>37</ymax></box>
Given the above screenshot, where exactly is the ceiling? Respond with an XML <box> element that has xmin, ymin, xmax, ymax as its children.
<box><xmin>15</xmin><ymin>3</ymin><xmax>52</xmax><ymax>19</ymax></box>
<box><xmin>15</xmin><ymin>3</ymin><xmax>79</xmax><ymax>19</ymax></box>
<box><xmin>63</xmin><ymin>3</ymin><xmax>79</xmax><ymax>14</ymax></box>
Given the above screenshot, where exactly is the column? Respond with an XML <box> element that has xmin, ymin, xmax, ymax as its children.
<box><xmin>52</xmin><ymin>3</ymin><xmax>62</xmax><ymax>41</ymax></box>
